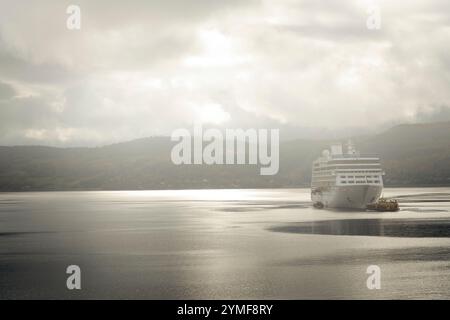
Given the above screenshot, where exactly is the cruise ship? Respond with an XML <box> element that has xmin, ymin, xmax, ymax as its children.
<box><xmin>311</xmin><ymin>142</ymin><xmax>384</xmax><ymax>209</ymax></box>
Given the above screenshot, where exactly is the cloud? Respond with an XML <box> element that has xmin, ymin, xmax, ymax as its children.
<box><xmin>413</xmin><ymin>104</ymin><xmax>450</xmax><ymax>123</ymax></box>
<box><xmin>0</xmin><ymin>0</ymin><xmax>449</xmax><ymax>145</ymax></box>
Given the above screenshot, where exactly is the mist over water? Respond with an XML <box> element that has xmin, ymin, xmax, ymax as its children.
<box><xmin>0</xmin><ymin>188</ymin><xmax>449</xmax><ymax>299</ymax></box>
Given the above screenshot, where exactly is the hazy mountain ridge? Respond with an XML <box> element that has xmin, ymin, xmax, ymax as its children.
<box><xmin>0</xmin><ymin>122</ymin><xmax>449</xmax><ymax>191</ymax></box>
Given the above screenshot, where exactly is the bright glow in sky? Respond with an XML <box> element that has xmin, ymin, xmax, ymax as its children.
<box><xmin>0</xmin><ymin>0</ymin><xmax>449</xmax><ymax>146</ymax></box>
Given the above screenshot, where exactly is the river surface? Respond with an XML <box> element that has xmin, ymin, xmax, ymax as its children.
<box><xmin>0</xmin><ymin>188</ymin><xmax>449</xmax><ymax>299</ymax></box>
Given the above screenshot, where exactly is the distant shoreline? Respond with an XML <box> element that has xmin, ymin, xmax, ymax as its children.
<box><xmin>1</xmin><ymin>185</ymin><xmax>450</xmax><ymax>193</ymax></box>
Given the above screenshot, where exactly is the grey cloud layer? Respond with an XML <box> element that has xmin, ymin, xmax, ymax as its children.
<box><xmin>0</xmin><ymin>0</ymin><xmax>449</xmax><ymax>145</ymax></box>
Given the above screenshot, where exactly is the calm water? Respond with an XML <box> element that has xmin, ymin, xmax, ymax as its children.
<box><xmin>0</xmin><ymin>188</ymin><xmax>449</xmax><ymax>299</ymax></box>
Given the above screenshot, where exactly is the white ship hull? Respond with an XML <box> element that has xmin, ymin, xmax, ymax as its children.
<box><xmin>311</xmin><ymin>185</ymin><xmax>382</xmax><ymax>209</ymax></box>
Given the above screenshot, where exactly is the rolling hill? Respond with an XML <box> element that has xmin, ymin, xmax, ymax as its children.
<box><xmin>0</xmin><ymin>122</ymin><xmax>449</xmax><ymax>191</ymax></box>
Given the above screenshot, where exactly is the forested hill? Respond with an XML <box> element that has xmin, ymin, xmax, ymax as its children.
<box><xmin>0</xmin><ymin>122</ymin><xmax>449</xmax><ymax>191</ymax></box>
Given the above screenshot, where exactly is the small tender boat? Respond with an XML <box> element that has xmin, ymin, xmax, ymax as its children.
<box><xmin>366</xmin><ymin>198</ymin><xmax>399</xmax><ymax>212</ymax></box>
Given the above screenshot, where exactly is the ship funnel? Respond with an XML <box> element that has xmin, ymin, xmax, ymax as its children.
<box><xmin>347</xmin><ymin>140</ymin><xmax>356</xmax><ymax>155</ymax></box>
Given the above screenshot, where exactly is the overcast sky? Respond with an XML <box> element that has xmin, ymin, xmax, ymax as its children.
<box><xmin>0</xmin><ymin>0</ymin><xmax>449</xmax><ymax>146</ymax></box>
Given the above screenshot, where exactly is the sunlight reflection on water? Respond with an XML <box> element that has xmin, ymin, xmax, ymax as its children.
<box><xmin>0</xmin><ymin>188</ymin><xmax>449</xmax><ymax>299</ymax></box>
